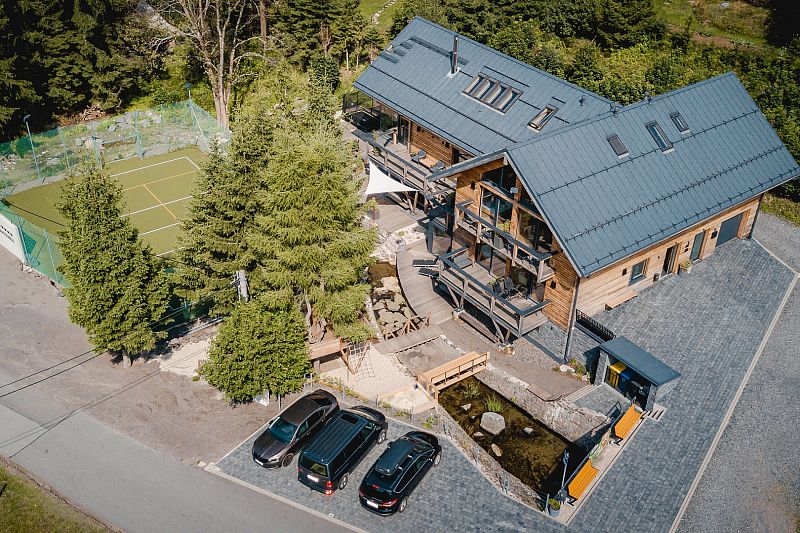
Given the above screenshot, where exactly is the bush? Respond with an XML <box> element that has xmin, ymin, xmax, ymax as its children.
<box><xmin>200</xmin><ymin>299</ymin><xmax>310</xmax><ymax>402</ymax></box>
<box><xmin>484</xmin><ymin>394</ymin><xmax>504</xmax><ymax>413</ymax></box>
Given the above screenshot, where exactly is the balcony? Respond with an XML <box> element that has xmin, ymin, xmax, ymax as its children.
<box><xmin>437</xmin><ymin>247</ymin><xmax>551</xmax><ymax>339</ymax></box>
<box><xmin>454</xmin><ymin>200</ymin><xmax>555</xmax><ymax>282</ymax></box>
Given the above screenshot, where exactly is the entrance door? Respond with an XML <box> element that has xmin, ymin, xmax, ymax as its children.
<box><xmin>690</xmin><ymin>231</ymin><xmax>705</xmax><ymax>261</ymax></box>
<box><xmin>452</xmin><ymin>147</ymin><xmax>461</xmax><ymax>165</ymax></box>
<box><xmin>662</xmin><ymin>244</ymin><xmax>678</xmax><ymax>276</ymax></box>
<box><xmin>397</xmin><ymin>117</ymin><xmax>411</xmax><ymax>146</ymax></box>
<box><xmin>717</xmin><ymin>213</ymin><xmax>744</xmax><ymax>246</ymax></box>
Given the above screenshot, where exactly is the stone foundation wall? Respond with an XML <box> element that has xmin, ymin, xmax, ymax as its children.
<box><xmin>476</xmin><ymin>367</ymin><xmax>608</xmax><ymax>449</ymax></box>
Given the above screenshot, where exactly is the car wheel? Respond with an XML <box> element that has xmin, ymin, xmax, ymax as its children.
<box><xmin>433</xmin><ymin>452</ymin><xmax>442</xmax><ymax>467</ymax></box>
<box><xmin>338</xmin><ymin>473</ymin><xmax>348</xmax><ymax>491</ymax></box>
<box><xmin>377</xmin><ymin>429</ymin><xmax>387</xmax><ymax>444</ymax></box>
<box><xmin>281</xmin><ymin>453</ymin><xmax>294</xmax><ymax>467</ymax></box>
<box><xmin>398</xmin><ymin>497</ymin><xmax>408</xmax><ymax>513</ymax></box>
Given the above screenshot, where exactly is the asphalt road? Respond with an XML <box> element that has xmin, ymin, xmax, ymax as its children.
<box><xmin>0</xmin><ymin>401</ymin><xmax>354</xmax><ymax>533</ymax></box>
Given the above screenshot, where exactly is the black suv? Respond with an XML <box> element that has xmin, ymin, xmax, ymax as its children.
<box><xmin>297</xmin><ymin>406</ymin><xmax>388</xmax><ymax>495</ymax></box>
<box><xmin>252</xmin><ymin>389</ymin><xmax>339</xmax><ymax>469</ymax></box>
<box><xmin>359</xmin><ymin>431</ymin><xmax>442</xmax><ymax>514</ymax></box>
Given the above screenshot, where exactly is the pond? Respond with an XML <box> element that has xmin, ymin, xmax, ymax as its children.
<box><xmin>367</xmin><ymin>261</ymin><xmax>396</xmax><ymax>287</ymax></box>
<box><xmin>439</xmin><ymin>376</ymin><xmax>583</xmax><ymax>496</ymax></box>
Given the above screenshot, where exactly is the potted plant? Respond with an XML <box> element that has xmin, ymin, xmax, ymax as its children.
<box><xmin>547</xmin><ymin>497</ymin><xmax>561</xmax><ymax>517</ymax></box>
<box><xmin>679</xmin><ymin>259</ymin><xmax>692</xmax><ymax>274</ymax></box>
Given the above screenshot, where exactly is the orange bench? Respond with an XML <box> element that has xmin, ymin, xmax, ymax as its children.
<box><xmin>567</xmin><ymin>459</ymin><xmax>599</xmax><ymax>502</ymax></box>
<box><xmin>613</xmin><ymin>404</ymin><xmax>642</xmax><ymax>441</ymax></box>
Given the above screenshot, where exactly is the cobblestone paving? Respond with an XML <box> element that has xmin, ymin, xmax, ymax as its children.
<box><xmin>216</xmin><ymin>239</ymin><xmax>793</xmax><ymax>533</ymax></box>
<box><xmin>568</xmin><ymin>239</ymin><xmax>793</xmax><ymax>533</ymax></box>
<box><xmin>575</xmin><ymin>383</ymin><xmax>626</xmax><ymax>417</ymax></box>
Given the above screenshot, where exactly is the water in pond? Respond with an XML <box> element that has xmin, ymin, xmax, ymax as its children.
<box><xmin>368</xmin><ymin>261</ymin><xmax>397</xmax><ymax>287</ymax></box>
<box><xmin>439</xmin><ymin>376</ymin><xmax>583</xmax><ymax>495</ymax></box>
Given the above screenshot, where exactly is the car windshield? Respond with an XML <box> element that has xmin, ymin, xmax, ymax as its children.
<box><xmin>268</xmin><ymin>417</ymin><xmax>297</xmax><ymax>444</ymax></box>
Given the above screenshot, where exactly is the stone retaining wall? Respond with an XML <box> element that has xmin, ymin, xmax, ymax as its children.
<box><xmin>475</xmin><ymin>367</ymin><xmax>608</xmax><ymax>449</ymax></box>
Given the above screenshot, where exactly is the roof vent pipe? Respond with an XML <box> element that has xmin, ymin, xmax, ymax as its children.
<box><xmin>450</xmin><ymin>36</ymin><xmax>459</xmax><ymax>76</ymax></box>
<box><xmin>612</xmin><ymin>105</ymin><xmax>619</xmax><ymax>117</ymax></box>
<box><xmin>579</xmin><ymin>95</ymin><xmax>586</xmax><ymax>107</ymax></box>
<box><xmin>645</xmin><ymin>90</ymin><xmax>652</xmax><ymax>105</ymax></box>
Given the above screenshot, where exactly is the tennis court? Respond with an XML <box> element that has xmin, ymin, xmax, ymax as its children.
<box><xmin>3</xmin><ymin>147</ymin><xmax>205</xmax><ymax>257</ymax></box>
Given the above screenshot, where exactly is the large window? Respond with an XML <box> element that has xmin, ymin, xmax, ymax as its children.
<box><xmin>481</xmin><ymin>165</ymin><xmax>517</xmax><ymax>196</ymax></box>
<box><xmin>629</xmin><ymin>259</ymin><xmax>648</xmax><ymax>283</ymax></box>
<box><xmin>481</xmin><ymin>189</ymin><xmax>513</xmax><ymax>229</ymax></box>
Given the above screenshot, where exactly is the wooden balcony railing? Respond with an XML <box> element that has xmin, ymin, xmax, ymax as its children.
<box><xmin>437</xmin><ymin>247</ymin><xmax>550</xmax><ymax>337</ymax></box>
<box><xmin>454</xmin><ymin>200</ymin><xmax>555</xmax><ymax>282</ymax></box>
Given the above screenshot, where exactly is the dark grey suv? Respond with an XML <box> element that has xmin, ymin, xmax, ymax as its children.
<box><xmin>252</xmin><ymin>389</ymin><xmax>339</xmax><ymax>469</ymax></box>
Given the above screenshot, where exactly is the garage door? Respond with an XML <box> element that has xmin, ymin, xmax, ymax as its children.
<box><xmin>717</xmin><ymin>213</ymin><xmax>744</xmax><ymax>246</ymax></box>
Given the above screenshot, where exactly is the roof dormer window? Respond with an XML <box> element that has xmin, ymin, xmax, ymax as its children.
<box><xmin>464</xmin><ymin>73</ymin><xmax>522</xmax><ymax>114</ymax></box>
<box><xmin>607</xmin><ymin>134</ymin><xmax>629</xmax><ymax>158</ymax></box>
<box><xmin>646</xmin><ymin>121</ymin><xmax>673</xmax><ymax>152</ymax></box>
<box><xmin>670</xmin><ymin>112</ymin><xmax>690</xmax><ymax>134</ymax></box>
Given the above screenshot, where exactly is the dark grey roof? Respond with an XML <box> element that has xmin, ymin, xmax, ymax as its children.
<box><xmin>600</xmin><ymin>337</ymin><xmax>680</xmax><ymax>386</ymax></box>
<box><xmin>505</xmin><ymin>72</ymin><xmax>800</xmax><ymax>276</ymax></box>
<box><xmin>353</xmin><ymin>17</ymin><xmax>612</xmax><ymax>156</ymax></box>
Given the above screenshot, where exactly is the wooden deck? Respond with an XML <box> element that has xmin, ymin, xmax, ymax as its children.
<box><xmin>371</xmin><ymin>196</ymin><xmax>426</xmax><ymax>234</ymax></box>
<box><xmin>374</xmin><ymin>325</ymin><xmax>444</xmax><ymax>354</ymax></box>
<box><xmin>396</xmin><ymin>241</ymin><xmax>454</xmax><ymax>325</ymax></box>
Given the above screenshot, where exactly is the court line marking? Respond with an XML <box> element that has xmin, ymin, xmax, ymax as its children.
<box><xmin>122</xmin><ymin>169</ymin><xmax>198</xmax><ymax>192</ymax></box>
<box><xmin>142</xmin><ymin>184</ymin><xmax>177</xmax><ymax>220</ymax></box>
<box><xmin>140</xmin><ymin>222</ymin><xmax>180</xmax><ymax>236</ymax></box>
<box><xmin>156</xmin><ymin>249</ymin><xmax>176</xmax><ymax>257</ymax></box>
<box><xmin>110</xmin><ymin>157</ymin><xmax>193</xmax><ymax>177</ymax></box>
<box><xmin>123</xmin><ymin>195</ymin><xmax>193</xmax><ymax>217</ymax></box>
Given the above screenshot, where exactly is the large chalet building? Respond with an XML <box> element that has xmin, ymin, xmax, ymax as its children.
<box><xmin>348</xmin><ymin>17</ymin><xmax>799</xmax><ymax>345</ymax></box>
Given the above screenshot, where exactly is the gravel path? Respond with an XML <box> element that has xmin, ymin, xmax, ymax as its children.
<box><xmin>678</xmin><ymin>215</ymin><xmax>800</xmax><ymax>533</ymax></box>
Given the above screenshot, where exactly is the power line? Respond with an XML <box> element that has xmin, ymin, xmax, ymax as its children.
<box><xmin>0</xmin><ymin>294</ymin><xmax>217</xmax><ymax>391</ymax></box>
<box><xmin>2</xmin><ymin>345</ymin><xmax>210</xmax><ymax>458</ymax></box>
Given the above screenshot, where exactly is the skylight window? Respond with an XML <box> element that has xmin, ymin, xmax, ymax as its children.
<box><xmin>670</xmin><ymin>112</ymin><xmax>690</xmax><ymax>134</ymax></box>
<box><xmin>528</xmin><ymin>106</ymin><xmax>558</xmax><ymax>131</ymax></box>
<box><xmin>464</xmin><ymin>73</ymin><xmax>522</xmax><ymax>114</ymax></box>
<box><xmin>607</xmin><ymin>134</ymin><xmax>629</xmax><ymax>158</ymax></box>
<box><xmin>646</xmin><ymin>121</ymin><xmax>673</xmax><ymax>152</ymax></box>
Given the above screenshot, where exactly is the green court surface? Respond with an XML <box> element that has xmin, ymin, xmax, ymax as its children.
<box><xmin>4</xmin><ymin>148</ymin><xmax>205</xmax><ymax>257</ymax></box>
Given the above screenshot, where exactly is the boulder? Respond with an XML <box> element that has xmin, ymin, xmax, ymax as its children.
<box><xmin>386</xmin><ymin>300</ymin><xmax>401</xmax><ymax>312</ymax></box>
<box><xmin>402</xmin><ymin>306</ymin><xmax>414</xmax><ymax>319</ymax></box>
<box><xmin>559</xmin><ymin>364</ymin><xmax>575</xmax><ymax>373</ymax></box>
<box><xmin>472</xmin><ymin>431</ymin><xmax>484</xmax><ymax>438</ymax></box>
<box><xmin>479</xmin><ymin>412</ymin><xmax>506</xmax><ymax>436</ymax></box>
<box><xmin>491</xmin><ymin>443</ymin><xmax>503</xmax><ymax>457</ymax></box>
<box><xmin>460</xmin><ymin>403</ymin><xmax>472</xmax><ymax>412</ymax></box>
<box><xmin>381</xmin><ymin>276</ymin><xmax>400</xmax><ymax>293</ymax></box>
<box><xmin>523</xmin><ymin>427</ymin><xmax>534</xmax><ymax>435</ymax></box>
<box><xmin>393</xmin><ymin>293</ymin><xmax>405</xmax><ymax>305</ymax></box>
<box><xmin>378</xmin><ymin>309</ymin><xmax>395</xmax><ymax>323</ymax></box>
<box><xmin>372</xmin><ymin>300</ymin><xmax>385</xmax><ymax>311</ymax></box>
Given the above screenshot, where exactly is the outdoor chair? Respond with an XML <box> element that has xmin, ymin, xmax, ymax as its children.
<box><xmin>411</xmin><ymin>149</ymin><xmax>426</xmax><ymax>163</ymax></box>
<box><xmin>412</xmin><ymin>258</ymin><xmax>437</xmax><ymax>268</ymax></box>
<box><xmin>430</xmin><ymin>160</ymin><xmax>446</xmax><ymax>172</ymax></box>
<box><xmin>418</xmin><ymin>267</ymin><xmax>439</xmax><ymax>279</ymax></box>
<box><xmin>502</xmin><ymin>277</ymin><xmax>519</xmax><ymax>298</ymax></box>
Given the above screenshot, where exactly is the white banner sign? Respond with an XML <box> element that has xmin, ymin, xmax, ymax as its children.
<box><xmin>0</xmin><ymin>211</ymin><xmax>26</xmax><ymax>263</ymax></box>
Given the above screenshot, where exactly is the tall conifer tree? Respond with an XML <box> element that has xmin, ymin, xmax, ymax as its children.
<box><xmin>57</xmin><ymin>163</ymin><xmax>171</xmax><ymax>363</ymax></box>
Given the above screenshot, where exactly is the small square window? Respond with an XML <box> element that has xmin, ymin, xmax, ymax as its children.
<box><xmin>607</xmin><ymin>134</ymin><xmax>629</xmax><ymax>158</ymax></box>
<box><xmin>529</xmin><ymin>106</ymin><xmax>559</xmax><ymax>131</ymax></box>
<box><xmin>629</xmin><ymin>260</ymin><xmax>648</xmax><ymax>283</ymax></box>
<box><xmin>670</xmin><ymin>112</ymin><xmax>690</xmax><ymax>134</ymax></box>
<box><xmin>622</xmin><ymin>268</ymin><xmax>627</xmax><ymax>276</ymax></box>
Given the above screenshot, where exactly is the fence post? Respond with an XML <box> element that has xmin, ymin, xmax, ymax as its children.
<box><xmin>57</xmin><ymin>127</ymin><xmax>72</xmax><ymax>175</ymax></box>
<box><xmin>43</xmin><ymin>228</ymin><xmax>58</xmax><ymax>283</ymax></box>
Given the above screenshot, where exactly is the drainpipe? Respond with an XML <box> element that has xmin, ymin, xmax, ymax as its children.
<box><xmin>562</xmin><ymin>274</ymin><xmax>582</xmax><ymax>362</ymax></box>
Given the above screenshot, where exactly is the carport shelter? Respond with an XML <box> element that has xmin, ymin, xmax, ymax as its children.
<box><xmin>596</xmin><ymin>337</ymin><xmax>680</xmax><ymax>411</ymax></box>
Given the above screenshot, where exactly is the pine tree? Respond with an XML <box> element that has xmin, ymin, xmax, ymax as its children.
<box><xmin>57</xmin><ymin>163</ymin><xmax>171</xmax><ymax>363</ymax></box>
<box><xmin>248</xmin><ymin>100</ymin><xmax>376</xmax><ymax>342</ymax></box>
<box><xmin>200</xmin><ymin>298</ymin><xmax>310</xmax><ymax>402</ymax></box>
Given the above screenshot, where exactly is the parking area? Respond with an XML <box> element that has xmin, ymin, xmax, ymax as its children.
<box><xmin>213</xmin><ymin>418</ymin><xmax>548</xmax><ymax>532</ymax></box>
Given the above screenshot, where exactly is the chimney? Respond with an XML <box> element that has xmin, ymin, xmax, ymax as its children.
<box><xmin>450</xmin><ymin>36</ymin><xmax>459</xmax><ymax>76</ymax></box>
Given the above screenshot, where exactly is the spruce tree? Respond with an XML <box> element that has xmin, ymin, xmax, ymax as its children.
<box><xmin>248</xmin><ymin>102</ymin><xmax>376</xmax><ymax>342</ymax></box>
<box><xmin>200</xmin><ymin>298</ymin><xmax>310</xmax><ymax>402</ymax></box>
<box><xmin>57</xmin><ymin>163</ymin><xmax>171</xmax><ymax>362</ymax></box>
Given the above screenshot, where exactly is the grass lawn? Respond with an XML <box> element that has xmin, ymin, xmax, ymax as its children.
<box><xmin>0</xmin><ymin>461</ymin><xmax>109</xmax><ymax>533</ymax></box>
<box><xmin>762</xmin><ymin>193</ymin><xmax>800</xmax><ymax>226</ymax></box>
<box><xmin>359</xmin><ymin>0</ymin><xmax>400</xmax><ymax>35</ymax></box>
<box><xmin>655</xmin><ymin>0</ymin><xmax>770</xmax><ymax>47</ymax></box>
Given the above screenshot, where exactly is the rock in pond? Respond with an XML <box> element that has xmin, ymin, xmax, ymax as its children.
<box><xmin>480</xmin><ymin>412</ymin><xmax>506</xmax><ymax>436</ymax></box>
<box><xmin>460</xmin><ymin>403</ymin><xmax>472</xmax><ymax>412</ymax></box>
<box><xmin>386</xmin><ymin>300</ymin><xmax>401</xmax><ymax>312</ymax></box>
<box><xmin>491</xmin><ymin>443</ymin><xmax>502</xmax><ymax>457</ymax></box>
<box><xmin>472</xmin><ymin>431</ymin><xmax>484</xmax><ymax>438</ymax></box>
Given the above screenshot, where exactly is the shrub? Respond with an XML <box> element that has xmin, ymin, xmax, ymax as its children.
<box><xmin>485</xmin><ymin>394</ymin><xmax>504</xmax><ymax>413</ymax></box>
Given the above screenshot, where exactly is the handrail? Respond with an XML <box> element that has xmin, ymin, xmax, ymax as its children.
<box><xmin>438</xmin><ymin>248</ymin><xmax>549</xmax><ymax>317</ymax></box>
<box><xmin>455</xmin><ymin>200</ymin><xmax>552</xmax><ymax>263</ymax></box>
<box><xmin>576</xmin><ymin>309</ymin><xmax>616</xmax><ymax>342</ymax></box>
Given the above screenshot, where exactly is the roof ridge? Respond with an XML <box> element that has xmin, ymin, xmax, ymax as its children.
<box><xmin>408</xmin><ymin>17</ymin><xmax>615</xmax><ymax>105</ymax></box>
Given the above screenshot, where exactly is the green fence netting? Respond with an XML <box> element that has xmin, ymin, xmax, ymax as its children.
<box><xmin>0</xmin><ymin>101</ymin><xmax>229</xmax><ymax>286</ymax></box>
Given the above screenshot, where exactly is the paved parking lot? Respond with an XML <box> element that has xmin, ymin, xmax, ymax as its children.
<box><xmin>216</xmin><ymin>238</ymin><xmax>795</xmax><ymax>533</ymax></box>
<box><xmin>214</xmin><ymin>419</ymin><xmax>550</xmax><ymax>533</ymax></box>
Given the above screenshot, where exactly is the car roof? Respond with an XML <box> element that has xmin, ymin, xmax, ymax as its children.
<box><xmin>280</xmin><ymin>397</ymin><xmax>320</xmax><ymax>426</ymax></box>
<box><xmin>375</xmin><ymin>439</ymin><xmax>415</xmax><ymax>476</ymax></box>
<box><xmin>301</xmin><ymin>410</ymin><xmax>369</xmax><ymax>463</ymax></box>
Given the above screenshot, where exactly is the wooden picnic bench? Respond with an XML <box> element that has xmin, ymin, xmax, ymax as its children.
<box><xmin>567</xmin><ymin>459</ymin><xmax>599</xmax><ymax>502</ymax></box>
<box><xmin>613</xmin><ymin>404</ymin><xmax>642</xmax><ymax>441</ymax></box>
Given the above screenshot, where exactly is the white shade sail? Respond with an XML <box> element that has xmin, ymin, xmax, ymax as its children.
<box><xmin>364</xmin><ymin>158</ymin><xmax>416</xmax><ymax>196</ymax></box>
